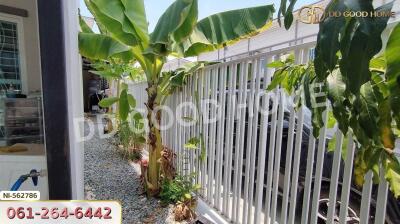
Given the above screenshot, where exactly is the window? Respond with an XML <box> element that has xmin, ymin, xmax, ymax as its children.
<box><xmin>0</xmin><ymin>19</ymin><xmax>21</xmax><ymax>92</ymax></box>
<box><xmin>309</xmin><ymin>48</ymin><xmax>316</xmax><ymax>61</ymax></box>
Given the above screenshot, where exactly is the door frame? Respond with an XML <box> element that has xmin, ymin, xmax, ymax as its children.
<box><xmin>38</xmin><ymin>0</ymin><xmax>84</xmax><ymax>200</ymax></box>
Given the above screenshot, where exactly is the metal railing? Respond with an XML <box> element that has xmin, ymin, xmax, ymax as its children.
<box><xmin>130</xmin><ymin>46</ymin><xmax>394</xmax><ymax>224</ymax></box>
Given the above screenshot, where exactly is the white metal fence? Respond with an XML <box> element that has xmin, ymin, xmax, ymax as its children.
<box><xmin>130</xmin><ymin>45</ymin><xmax>395</xmax><ymax>224</ymax></box>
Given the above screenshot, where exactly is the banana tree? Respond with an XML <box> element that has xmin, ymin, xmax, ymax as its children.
<box><xmin>79</xmin><ymin>0</ymin><xmax>274</xmax><ymax>195</ymax></box>
<box><xmin>79</xmin><ymin>0</ymin><xmax>275</xmax><ymax>195</ymax></box>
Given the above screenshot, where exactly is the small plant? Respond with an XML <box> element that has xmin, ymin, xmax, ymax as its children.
<box><xmin>117</xmin><ymin>114</ymin><xmax>146</xmax><ymax>162</ymax></box>
<box><xmin>160</xmin><ymin>174</ymin><xmax>200</xmax><ymax>221</ymax></box>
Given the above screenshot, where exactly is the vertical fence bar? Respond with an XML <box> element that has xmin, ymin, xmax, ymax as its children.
<box><xmin>359</xmin><ymin>171</ymin><xmax>373</xmax><ymax>224</ymax></box>
<box><xmin>338</xmin><ymin>135</ymin><xmax>355</xmax><ymax>223</ymax></box>
<box><xmin>246</xmin><ymin>58</ymin><xmax>262</xmax><ymax>224</ymax></box>
<box><xmin>281</xmin><ymin>49</ymin><xmax>303</xmax><ymax>224</ymax></box>
<box><xmin>280</xmin><ymin>104</ymin><xmax>296</xmax><ymax>224</ymax></box>
<box><xmin>264</xmin><ymin>57</ymin><xmax>279</xmax><ymax>224</ymax></box>
<box><xmin>196</xmin><ymin>71</ymin><xmax>203</xmax><ymax>187</ymax></box>
<box><xmin>215</xmin><ymin>65</ymin><xmax>227</xmax><ymax>210</ymax></box>
<box><xmin>374</xmin><ymin>166</ymin><xmax>389</xmax><ymax>224</ymax></box>
<box><xmin>270</xmin><ymin>90</ymin><xmax>285</xmax><ymax>223</ymax></box>
<box><xmin>287</xmin><ymin>108</ymin><xmax>305</xmax><ymax>224</ymax></box>
<box><xmin>233</xmin><ymin>61</ymin><xmax>249</xmax><ymax>223</ymax></box>
<box><xmin>207</xmin><ymin>68</ymin><xmax>218</xmax><ymax>204</ymax></box>
<box><xmin>242</xmin><ymin>58</ymin><xmax>258</xmax><ymax>224</ymax></box>
<box><xmin>222</xmin><ymin>63</ymin><xmax>237</xmax><ymax>216</ymax></box>
<box><xmin>254</xmin><ymin>56</ymin><xmax>271</xmax><ymax>224</ymax></box>
<box><xmin>191</xmin><ymin>74</ymin><xmax>197</xmax><ymax>182</ymax></box>
<box><xmin>288</xmin><ymin>48</ymin><xmax>311</xmax><ymax>224</ymax></box>
<box><xmin>309</xmin><ymin>106</ymin><xmax>328</xmax><ymax>224</ymax></box>
<box><xmin>177</xmin><ymin>90</ymin><xmax>183</xmax><ymax>175</ymax></box>
<box><xmin>201</xmin><ymin>68</ymin><xmax>211</xmax><ymax>197</ymax></box>
<box><xmin>326</xmin><ymin>130</ymin><xmax>344</xmax><ymax>224</ymax></box>
<box><xmin>300</xmin><ymin>130</ymin><xmax>316</xmax><ymax>224</ymax></box>
<box><xmin>183</xmin><ymin>77</ymin><xmax>189</xmax><ymax>176</ymax></box>
<box><xmin>173</xmin><ymin>93</ymin><xmax>178</xmax><ymax>169</ymax></box>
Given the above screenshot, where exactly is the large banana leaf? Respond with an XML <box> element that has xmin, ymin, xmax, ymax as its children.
<box><xmin>86</xmin><ymin>0</ymin><xmax>147</xmax><ymax>46</ymax></box>
<box><xmin>150</xmin><ymin>0</ymin><xmax>198</xmax><ymax>55</ymax></box>
<box><xmin>79</xmin><ymin>33</ymin><xmax>133</xmax><ymax>61</ymax></box>
<box><xmin>120</xmin><ymin>0</ymin><xmax>149</xmax><ymax>44</ymax></box>
<box><xmin>178</xmin><ymin>5</ymin><xmax>275</xmax><ymax>57</ymax></box>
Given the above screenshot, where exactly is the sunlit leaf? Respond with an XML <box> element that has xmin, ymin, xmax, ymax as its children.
<box><xmin>127</xmin><ymin>94</ymin><xmax>136</xmax><ymax>108</ymax></box>
<box><xmin>119</xmin><ymin>89</ymin><xmax>129</xmax><ymax>121</ymax></box>
<box><xmin>385</xmin><ymin>22</ymin><xmax>400</xmax><ymax>129</ymax></box>
<box><xmin>99</xmin><ymin>97</ymin><xmax>119</xmax><ymax>108</ymax></box>
<box><xmin>181</xmin><ymin>5</ymin><xmax>275</xmax><ymax>57</ymax></box>
<box><xmin>79</xmin><ymin>33</ymin><xmax>133</xmax><ymax>61</ymax></box>
<box><xmin>184</xmin><ymin>137</ymin><xmax>200</xmax><ymax>150</ymax></box>
<box><xmin>384</xmin><ymin>154</ymin><xmax>400</xmax><ymax>198</ymax></box>
<box><xmin>150</xmin><ymin>0</ymin><xmax>198</xmax><ymax>55</ymax></box>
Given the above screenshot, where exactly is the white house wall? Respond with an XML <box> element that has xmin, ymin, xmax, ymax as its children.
<box><xmin>198</xmin><ymin>0</ymin><xmax>399</xmax><ymax>62</ymax></box>
<box><xmin>1</xmin><ymin>0</ymin><xmax>42</xmax><ymax>94</ymax></box>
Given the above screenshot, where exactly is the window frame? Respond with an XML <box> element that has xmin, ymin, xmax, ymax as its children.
<box><xmin>0</xmin><ymin>12</ymin><xmax>28</xmax><ymax>94</ymax></box>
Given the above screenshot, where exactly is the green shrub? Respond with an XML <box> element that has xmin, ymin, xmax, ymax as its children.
<box><xmin>160</xmin><ymin>175</ymin><xmax>201</xmax><ymax>205</ymax></box>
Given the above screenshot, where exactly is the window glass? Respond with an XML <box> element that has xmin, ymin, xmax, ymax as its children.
<box><xmin>0</xmin><ymin>20</ymin><xmax>21</xmax><ymax>92</ymax></box>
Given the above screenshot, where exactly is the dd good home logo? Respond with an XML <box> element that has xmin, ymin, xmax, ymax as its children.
<box><xmin>298</xmin><ymin>6</ymin><xmax>324</xmax><ymax>24</ymax></box>
<box><xmin>298</xmin><ymin>5</ymin><xmax>395</xmax><ymax>24</ymax></box>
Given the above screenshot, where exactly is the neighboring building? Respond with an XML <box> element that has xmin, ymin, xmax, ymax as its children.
<box><xmin>162</xmin><ymin>58</ymin><xmax>192</xmax><ymax>72</ymax></box>
<box><xmin>198</xmin><ymin>0</ymin><xmax>400</xmax><ymax>62</ymax></box>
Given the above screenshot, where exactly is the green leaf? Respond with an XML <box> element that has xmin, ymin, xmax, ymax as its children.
<box><xmin>386</xmin><ymin>23</ymin><xmax>400</xmax><ymax>87</ymax></box>
<box><xmin>79</xmin><ymin>33</ymin><xmax>133</xmax><ymax>61</ymax></box>
<box><xmin>327</xmin><ymin>111</ymin><xmax>336</xmax><ymax>129</ymax></box>
<box><xmin>182</xmin><ymin>116</ymin><xmax>196</xmax><ymax>122</ymax></box>
<box><xmin>314</xmin><ymin>0</ymin><xmax>346</xmax><ymax>79</ymax></box>
<box><xmin>136</xmin><ymin>136</ymin><xmax>146</xmax><ymax>144</ymax></box>
<box><xmin>184</xmin><ymin>137</ymin><xmax>200</xmax><ymax>149</ymax></box>
<box><xmin>184</xmin><ymin>193</ymin><xmax>192</xmax><ymax>199</ymax></box>
<box><xmin>120</xmin><ymin>0</ymin><xmax>149</xmax><ymax>45</ymax></box>
<box><xmin>385</xmin><ymin>22</ymin><xmax>400</xmax><ymax>129</ymax></box>
<box><xmin>327</xmin><ymin>69</ymin><xmax>350</xmax><ymax>134</ymax></box>
<box><xmin>267</xmin><ymin>68</ymin><xmax>288</xmax><ymax>91</ymax></box>
<box><xmin>87</xmin><ymin>0</ymin><xmax>144</xmax><ymax>46</ymax></box>
<box><xmin>121</xmin><ymin>82</ymin><xmax>128</xmax><ymax>90</ymax></box>
<box><xmin>99</xmin><ymin>97</ymin><xmax>119</xmax><ymax>107</ymax></box>
<box><xmin>283</xmin><ymin>0</ymin><xmax>296</xmax><ymax>30</ymax></box>
<box><xmin>132</xmin><ymin>111</ymin><xmax>143</xmax><ymax>122</ymax></box>
<box><xmin>89</xmin><ymin>70</ymin><xmax>120</xmax><ymax>79</ymax></box>
<box><xmin>383</xmin><ymin>154</ymin><xmax>400</xmax><ymax>198</ymax></box>
<box><xmin>150</xmin><ymin>0</ymin><xmax>198</xmax><ymax>55</ymax></box>
<box><xmin>339</xmin><ymin>2</ymin><xmax>393</xmax><ymax>94</ymax></box>
<box><xmin>349</xmin><ymin>82</ymin><xmax>380</xmax><ymax>145</ymax></box>
<box><xmin>170</xmin><ymin>71</ymin><xmax>188</xmax><ymax>87</ymax></box>
<box><xmin>378</xmin><ymin>99</ymin><xmax>395</xmax><ymax>149</ymax></box>
<box><xmin>370</xmin><ymin>56</ymin><xmax>387</xmax><ymax>73</ymax></box>
<box><xmin>127</xmin><ymin>94</ymin><xmax>136</xmax><ymax>108</ymax></box>
<box><xmin>267</xmin><ymin>61</ymin><xmax>285</xmax><ymax>68</ymax></box>
<box><xmin>181</xmin><ymin>5</ymin><xmax>275</xmax><ymax>57</ymax></box>
<box><xmin>354</xmin><ymin>147</ymin><xmax>381</xmax><ymax>186</ymax></box>
<box><xmin>119</xmin><ymin>89</ymin><xmax>129</xmax><ymax>121</ymax></box>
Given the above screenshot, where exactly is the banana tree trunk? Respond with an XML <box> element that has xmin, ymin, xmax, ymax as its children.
<box><xmin>146</xmin><ymin>82</ymin><xmax>163</xmax><ymax>195</ymax></box>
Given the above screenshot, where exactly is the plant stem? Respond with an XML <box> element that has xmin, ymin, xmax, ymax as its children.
<box><xmin>146</xmin><ymin>81</ymin><xmax>163</xmax><ymax>195</ymax></box>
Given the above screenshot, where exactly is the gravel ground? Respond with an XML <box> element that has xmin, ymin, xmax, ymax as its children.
<box><xmin>83</xmin><ymin>116</ymin><xmax>174</xmax><ymax>224</ymax></box>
